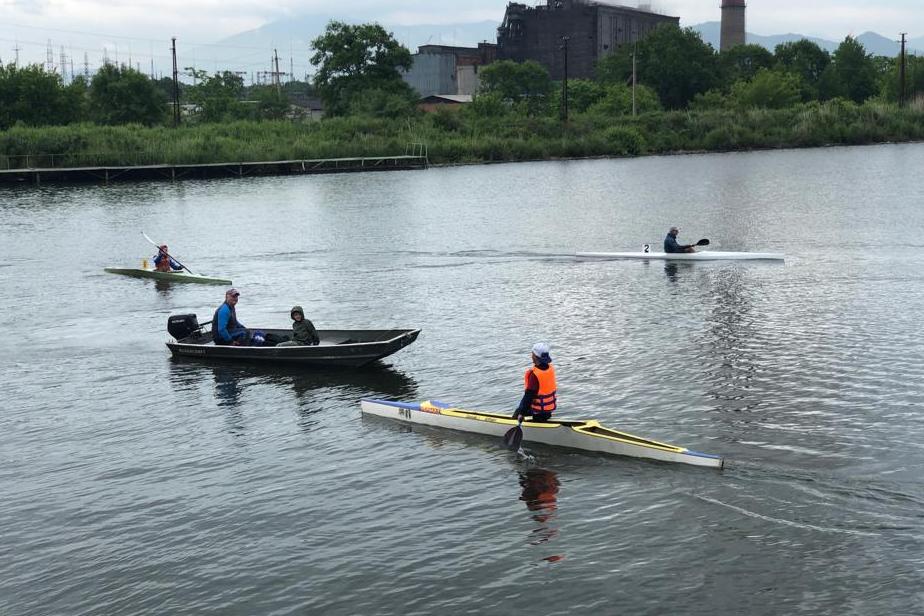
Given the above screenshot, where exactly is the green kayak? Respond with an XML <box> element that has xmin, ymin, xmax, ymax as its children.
<box><xmin>104</xmin><ymin>268</ymin><xmax>232</xmax><ymax>285</ymax></box>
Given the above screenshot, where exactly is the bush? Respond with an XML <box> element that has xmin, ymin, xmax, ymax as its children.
<box><xmin>603</xmin><ymin>126</ymin><xmax>646</xmax><ymax>156</ymax></box>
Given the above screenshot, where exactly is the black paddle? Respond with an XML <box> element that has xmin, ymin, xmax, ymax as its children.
<box><xmin>142</xmin><ymin>232</ymin><xmax>197</xmax><ymax>275</ymax></box>
<box><xmin>696</xmin><ymin>238</ymin><xmax>711</xmax><ymax>247</ymax></box>
<box><xmin>504</xmin><ymin>416</ymin><xmax>524</xmax><ymax>451</ymax></box>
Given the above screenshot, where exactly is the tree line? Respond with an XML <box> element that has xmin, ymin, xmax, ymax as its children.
<box><xmin>472</xmin><ymin>26</ymin><xmax>923</xmax><ymax>120</ymax></box>
<box><xmin>0</xmin><ymin>62</ymin><xmax>315</xmax><ymax>130</ymax></box>
<box><xmin>1</xmin><ymin>21</ymin><xmax>920</xmax><ymax>132</ymax></box>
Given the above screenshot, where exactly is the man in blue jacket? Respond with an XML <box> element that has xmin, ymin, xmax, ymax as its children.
<box><xmin>664</xmin><ymin>227</ymin><xmax>696</xmax><ymax>254</ymax></box>
<box><xmin>213</xmin><ymin>288</ymin><xmax>248</xmax><ymax>345</ymax></box>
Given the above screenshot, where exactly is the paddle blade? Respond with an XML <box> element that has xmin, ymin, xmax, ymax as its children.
<box><xmin>697</xmin><ymin>238</ymin><xmax>711</xmax><ymax>247</ymax></box>
<box><xmin>503</xmin><ymin>424</ymin><xmax>523</xmax><ymax>451</ymax></box>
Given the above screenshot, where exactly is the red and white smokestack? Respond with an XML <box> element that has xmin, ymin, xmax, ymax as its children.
<box><xmin>720</xmin><ymin>0</ymin><xmax>746</xmax><ymax>52</ymax></box>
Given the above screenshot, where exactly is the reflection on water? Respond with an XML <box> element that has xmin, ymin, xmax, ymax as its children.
<box><xmin>168</xmin><ymin>357</ymin><xmax>419</xmax><ymax>410</ymax></box>
<box><xmin>664</xmin><ymin>262</ymin><xmax>694</xmax><ymax>282</ymax></box>
<box><xmin>518</xmin><ymin>467</ymin><xmax>563</xmax><ymax>561</ymax></box>
<box><xmin>154</xmin><ymin>280</ymin><xmax>174</xmax><ymax>296</ymax></box>
<box><xmin>702</xmin><ymin>268</ymin><xmax>760</xmax><ymax>416</ymax></box>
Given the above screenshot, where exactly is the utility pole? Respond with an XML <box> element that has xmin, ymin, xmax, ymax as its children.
<box><xmin>13</xmin><ymin>40</ymin><xmax>21</xmax><ymax>66</ymax></box>
<box><xmin>274</xmin><ymin>48</ymin><xmax>281</xmax><ymax>93</ymax></box>
<box><xmin>171</xmin><ymin>37</ymin><xmax>181</xmax><ymax>127</ymax></box>
<box><xmin>60</xmin><ymin>46</ymin><xmax>67</xmax><ymax>83</ymax></box>
<box><xmin>560</xmin><ymin>36</ymin><xmax>570</xmax><ymax>122</ymax></box>
<box><xmin>632</xmin><ymin>43</ymin><xmax>638</xmax><ymax>116</ymax></box>
<box><xmin>84</xmin><ymin>52</ymin><xmax>89</xmax><ymax>79</ymax></box>
<box><xmin>899</xmin><ymin>33</ymin><xmax>908</xmax><ymax>108</ymax></box>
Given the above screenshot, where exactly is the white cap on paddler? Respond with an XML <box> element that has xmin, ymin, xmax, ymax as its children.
<box><xmin>532</xmin><ymin>342</ymin><xmax>552</xmax><ymax>363</ymax></box>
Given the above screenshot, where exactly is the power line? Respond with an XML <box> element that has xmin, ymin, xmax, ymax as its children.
<box><xmin>2</xmin><ymin>21</ymin><xmax>296</xmax><ymax>51</ymax></box>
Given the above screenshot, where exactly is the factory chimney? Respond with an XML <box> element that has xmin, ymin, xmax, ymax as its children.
<box><xmin>720</xmin><ymin>0</ymin><xmax>746</xmax><ymax>51</ymax></box>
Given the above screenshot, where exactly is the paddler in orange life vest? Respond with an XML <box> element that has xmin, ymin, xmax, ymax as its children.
<box><xmin>513</xmin><ymin>343</ymin><xmax>557</xmax><ymax>423</ymax></box>
<box><xmin>153</xmin><ymin>245</ymin><xmax>183</xmax><ymax>272</ymax></box>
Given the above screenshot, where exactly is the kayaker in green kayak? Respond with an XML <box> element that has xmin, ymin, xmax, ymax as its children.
<box><xmin>153</xmin><ymin>245</ymin><xmax>184</xmax><ymax>272</ymax></box>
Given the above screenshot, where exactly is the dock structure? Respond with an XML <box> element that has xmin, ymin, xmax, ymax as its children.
<box><xmin>0</xmin><ymin>155</ymin><xmax>429</xmax><ymax>185</ymax></box>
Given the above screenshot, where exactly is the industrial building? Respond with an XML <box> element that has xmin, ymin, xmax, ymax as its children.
<box><xmin>402</xmin><ymin>43</ymin><xmax>498</xmax><ymax>98</ymax></box>
<box><xmin>720</xmin><ymin>0</ymin><xmax>747</xmax><ymax>51</ymax></box>
<box><xmin>496</xmin><ymin>0</ymin><xmax>679</xmax><ymax>80</ymax></box>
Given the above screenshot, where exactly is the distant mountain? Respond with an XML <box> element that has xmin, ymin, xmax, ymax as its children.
<box><xmin>217</xmin><ymin>16</ymin><xmax>499</xmax><ymax>55</ymax></box>
<box><xmin>220</xmin><ymin>15</ymin><xmax>922</xmax><ymax>59</ymax></box>
<box><xmin>691</xmin><ymin>22</ymin><xmax>922</xmax><ymax>56</ymax></box>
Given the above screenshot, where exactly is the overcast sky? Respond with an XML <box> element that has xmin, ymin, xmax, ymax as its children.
<box><xmin>1</xmin><ymin>0</ymin><xmax>921</xmax><ymax>69</ymax></box>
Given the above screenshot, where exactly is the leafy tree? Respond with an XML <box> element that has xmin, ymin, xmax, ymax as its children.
<box><xmin>587</xmin><ymin>83</ymin><xmax>661</xmax><ymax>116</ymax></box>
<box><xmin>467</xmin><ymin>92</ymin><xmax>508</xmax><ymax>118</ymax></box>
<box><xmin>730</xmin><ymin>68</ymin><xmax>802</xmax><ymax>109</ymax></box>
<box><xmin>248</xmin><ymin>85</ymin><xmax>290</xmax><ymax>120</ymax></box>
<box><xmin>690</xmin><ymin>88</ymin><xmax>730</xmax><ymax>111</ymax></box>
<box><xmin>89</xmin><ymin>64</ymin><xmax>164</xmax><ymax>125</ymax></box>
<box><xmin>184</xmin><ymin>70</ymin><xmax>245</xmax><ymax>122</ymax></box>
<box><xmin>597</xmin><ymin>25</ymin><xmax>719</xmax><ymax>109</ymax></box>
<box><xmin>831</xmin><ymin>37</ymin><xmax>879</xmax><ymax>103</ymax></box>
<box><xmin>63</xmin><ymin>76</ymin><xmax>90</xmax><ymax>121</ymax></box>
<box><xmin>817</xmin><ymin>63</ymin><xmax>847</xmax><ymax>101</ymax></box>
<box><xmin>0</xmin><ymin>63</ymin><xmax>79</xmax><ymax>129</ymax></box>
<box><xmin>347</xmin><ymin>87</ymin><xmax>416</xmax><ymax>118</ymax></box>
<box><xmin>881</xmin><ymin>55</ymin><xmax>924</xmax><ymax>103</ymax></box>
<box><xmin>720</xmin><ymin>44</ymin><xmax>774</xmax><ymax>86</ymax></box>
<box><xmin>564</xmin><ymin>79</ymin><xmax>605</xmax><ymax>114</ymax></box>
<box><xmin>310</xmin><ymin>21</ymin><xmax>415</xmax><ymax>117</ymax></box>
<box><xmin>479</xmin><ymin>59</ymin><xmax>553</xmax><ymax>116</ymax></box>
<box><xmin>152</xmin><ymin>76</ymin><xmax>184</xmax><ymax>106</ymax></box>
<box><xmin>774</xmin><ymin>40</ymin><xmax>831</xmax><ymax>100</ymax></box>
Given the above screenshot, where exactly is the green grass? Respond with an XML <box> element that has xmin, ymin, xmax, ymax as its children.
<box><xmin>1</xmin><ymin>101</ymin><xmax>923</xmax><ymax>170</ymax></box>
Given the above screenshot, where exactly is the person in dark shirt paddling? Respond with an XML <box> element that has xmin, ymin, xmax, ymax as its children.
<box><xmin>664</xmin><ymin>227</ymin><xmax>697</xmax><ymax>254</ymax></box>
<box><xmin>513</xmin><ymin>343</ymin><xmax>557</xmax><ymax>423</ymax></box>
<box><xmin>213</xmin><ymin>288</ymin><xmax>249</xmax><ymax>346</ymax></box>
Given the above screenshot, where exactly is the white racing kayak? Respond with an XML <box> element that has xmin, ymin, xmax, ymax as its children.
<box><xmin>578</xmin><ymin>251</ymin><xmax>784</xmax><ymax>261</ymax></box>
<box><xmin>361</xmin><ymin>399</ymin><xmax>724</xmax><ymax>469</ymax></box>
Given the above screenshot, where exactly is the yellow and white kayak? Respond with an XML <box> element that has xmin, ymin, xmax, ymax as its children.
<box><xmin>361</xmin><ymin>399</ymin><xmax>724</xmax><ymax>469</ymax></box>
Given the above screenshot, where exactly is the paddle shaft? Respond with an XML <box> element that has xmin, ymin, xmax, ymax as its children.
<box><xmin>141</xmin><ymin>232</ymin><xmax>196</xmax><ymax>275</ymax></box>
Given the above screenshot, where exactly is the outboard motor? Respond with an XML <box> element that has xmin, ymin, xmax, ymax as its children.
<box><xmin>168</xmin><ymin>314</ymin><xmax>200</xmax><ymax>340</ymax></box>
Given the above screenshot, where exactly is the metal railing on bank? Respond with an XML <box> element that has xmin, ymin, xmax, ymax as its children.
<box><xmin>1</xmin><ymin>145</ymin><xmax>431</xmax><ymax>171</ymax></box>
<box><xmin>0</xmin><ymin>152</ymin><xmax>169</xmax><ymax>170</ymax></box>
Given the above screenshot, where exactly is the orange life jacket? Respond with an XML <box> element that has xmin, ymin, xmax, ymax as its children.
<box><xmin>154</xmin><ymin>252</ymin><xmax>173</xmax><ymax>272</ymax></box>
<box><xmin>525</xmin><ymin>364</ymin><xmax>557</xmax><ymax>414</ymax></box>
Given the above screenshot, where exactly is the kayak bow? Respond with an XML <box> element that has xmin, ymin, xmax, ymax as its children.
<box><xmin>361</xmin><ymin>399</ymin><xmax>724</xmax><ymax>469</ymax></box>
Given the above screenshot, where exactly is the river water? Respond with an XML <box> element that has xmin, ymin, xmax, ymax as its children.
<box><xmin>2</xmin><ymin>144</ymin><xmax>924</xmax><ymax>615</ymax></box>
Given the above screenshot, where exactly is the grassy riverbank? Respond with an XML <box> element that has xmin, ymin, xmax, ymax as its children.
<box><xmin>1</xmin><ymin>100</ymin><xmax>923</xmax><ymax>170</ymax></box>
